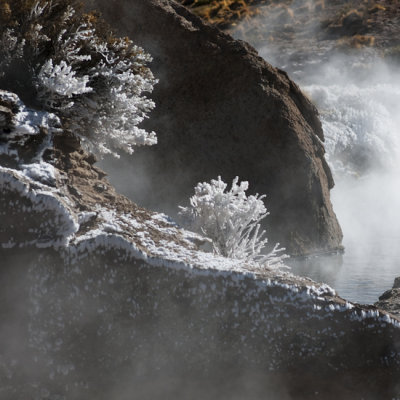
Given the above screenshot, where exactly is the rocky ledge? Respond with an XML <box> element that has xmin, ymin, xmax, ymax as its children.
<box><xmin>1</xmin><ymin>90</ymin><xmax>400</xmax><ymax>399</ymax></box>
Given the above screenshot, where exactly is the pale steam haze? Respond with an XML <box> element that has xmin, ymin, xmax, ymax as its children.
<box><xmin>252</xmin><ymin>37</ymin><xmax>400</xmax><ymax>304</ymax></box>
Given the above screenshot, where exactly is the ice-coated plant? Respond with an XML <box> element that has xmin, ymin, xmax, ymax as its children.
<box><xmin>179</xmin><ymin>176</ymin><xmax>287</xmax><ymax>268</ymax></box>
<box><xmin>0</xmin><ymin>0</ymin><xmax>157</xmax><ymax>157</ymax></box>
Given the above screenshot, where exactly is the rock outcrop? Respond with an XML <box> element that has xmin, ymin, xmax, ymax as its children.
<box><xmin>1</xmin><ymin>90</ymin><xmax>400</xmax><ymax>399</ymax></box>
<box><xmin>91</xmin><ymin>0</ymin><xmax>343</xmax><ymax>256</ymax></box>
<box><xmin>376</xmin><ymin>277</ymin><xmax>400</xmax><ymax>318</ymax></box>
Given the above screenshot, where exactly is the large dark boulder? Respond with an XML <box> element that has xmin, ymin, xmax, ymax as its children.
<box><xmin>92</xmin><ymin>0</ymin><xmax>343</xmax><ymax>256</ymax></box>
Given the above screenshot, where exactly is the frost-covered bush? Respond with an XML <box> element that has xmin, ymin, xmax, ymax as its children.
<box><xmin>0</xmin><ymin>0</ymin><xmax>156</xmax><ymax>157</ymax></box>
<box><xmin>179</xmin><ymin>177</ymin><xmax>287</xmax><ymax>268</ymax></box>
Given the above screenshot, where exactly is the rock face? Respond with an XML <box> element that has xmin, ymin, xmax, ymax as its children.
<box><xmin>92</xmin><ymin>0</ymin><xmax>343</xmax><ymax>256</ymax></box>
<box><xmin>376</xmin><ymin>277</ymin><xmax>400</xmax><ymax>318</ymax></box>
<box><xmin>1</xmin><ymin>90</ymin><xmax>400</xmax><ymax>399</ymax></box>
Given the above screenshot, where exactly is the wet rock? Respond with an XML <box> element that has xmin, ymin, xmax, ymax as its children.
<box><xmin>93</xmin><ymin>0</ymin><xmax>343</xmax><ymax>256</ymax></box>
<box><xmin>394</xmin><ymin>276</ymin><xmax>400</xmax><ymax>289</ymax></box>
<box><xmin>375</xmin><ymin>277</ymin><xmax>400</xmax><ymax>318</ymax></box>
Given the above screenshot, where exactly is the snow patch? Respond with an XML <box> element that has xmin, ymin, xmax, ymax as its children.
<box><xmin>22</xmin><ymin>161</ymin><xmax>56</xmax><ymax>186</ymax></box>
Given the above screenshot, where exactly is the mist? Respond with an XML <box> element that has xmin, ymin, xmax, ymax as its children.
<box><xmin>1</xmin><ymin>250</ymin><xmax>305</xmax><ymax>400</ymax></box>
<box><xmin>231</xmin><ymin>3</ymin><xmax>400</xmax><ymax>304</ymax></box>
<box><xmin>301</xmin><ymin>53</ymin><xmax>400</xmax><ymax>251</ymax></box>
<box><xmin>302</xmin><ymin>55</ymin><xmax>400</xmax><ymax>304</ymax></box>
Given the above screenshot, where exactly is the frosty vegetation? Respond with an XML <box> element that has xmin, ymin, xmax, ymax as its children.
<box><xmin>179</xmin><ymin>177</ymin><xmax>287</xmax><ymax>269</ymax></box>
<box><xmin>0</xmin><ymin>0</ymin><xmax>157</xmax><ymax>157</ymax></box>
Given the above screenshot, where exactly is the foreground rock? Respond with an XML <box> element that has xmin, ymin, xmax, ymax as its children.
<box><xmin>376</xmin><ymin>277</ymin><xmax>400</xmax><ymax>318</ymax></box>
<box><xmin>1</xmin><ymin>91</ymin><xmax>399</xmax><ymax>399</ymax></box>
<box><xmin>92</xmin><ymin>0</ymin><xmax>343</xmax><ymax>256</ymax></box>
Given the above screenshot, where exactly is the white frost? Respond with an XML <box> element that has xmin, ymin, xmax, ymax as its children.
<box><xmin>22</xmin><ymin>161</ymin><xmax>56</xmax><ymax>186</ymax></box>
<box><xmin>37</xmin><ymin>59</ymin><xmax>92</xmax><ymax>109</ymax></box>
<box><xmin>179</xmin><ymin>176</ymin><xmax>287</xmax><ymax>268</ymax></box>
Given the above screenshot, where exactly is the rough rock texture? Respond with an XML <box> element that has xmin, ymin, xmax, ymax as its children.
<box><xmin>91</xmin><ymin>0</ymin><xmax>343</xmax><ymax>256</ymax></box>
<box><xmin>395</xmin><ymin>277</ymin><xmax>400</xmax><ymax>289</ymax></box>
<box><xmin>376</xmin><ymin>277</ymin><xmax>400</xmax><ymax>318</ymax></box>
<box><xmin>1</xmin><ymin>91</ymin><xmax>400</xmax><ymax>399</ymax></box>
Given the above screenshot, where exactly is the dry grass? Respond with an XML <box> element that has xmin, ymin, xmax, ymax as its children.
<box><xmin>368</xmin><ymin>3</ymin><xmax>386</xmax><ymax>13</ymax></box>
<box><xmin>337</xmin><ymin>34</ymin><xmax>376</xmax><ymax>49</ymax></box>
<box><xmin>181</xmin><ymin>0</ymin><xmax>272</xmax><ymax>27</ymax></box>
<box><xmin>179</xmin><ymin>0</ymin><xmax>398</xmax><ymax>52</ymax></box>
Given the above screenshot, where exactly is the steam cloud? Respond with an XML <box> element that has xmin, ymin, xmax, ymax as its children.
<box><xmin>231</xmin><ymin>4</ymin><xmax>400</xmax><ymax>305</ymax></box>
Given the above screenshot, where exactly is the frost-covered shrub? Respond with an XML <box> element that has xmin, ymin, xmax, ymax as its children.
<box><xmin>179</xmin><ymin>177</ymin><xmax>287</xmax><ymax>268</ymax></box>
<box><xmin>0</xmin><ymin>0</ymin><xmax>157</xmax><ymax>157</ymax></box>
